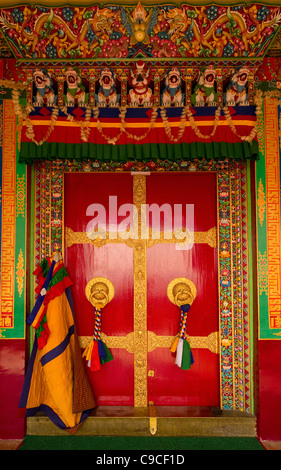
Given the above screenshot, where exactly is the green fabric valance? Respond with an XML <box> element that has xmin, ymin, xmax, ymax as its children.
<box><xmin>19</xmin><ymin>140</ymin><xmax>259</xmax><ymax>164</ymax></box>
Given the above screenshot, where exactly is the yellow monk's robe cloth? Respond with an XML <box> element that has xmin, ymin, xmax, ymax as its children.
<box><xmin>19</xmin><ymin>258</ymin><xmax>95</xmax><ymax>433</ymax></box>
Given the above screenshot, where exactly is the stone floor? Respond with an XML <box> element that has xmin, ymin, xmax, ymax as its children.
<box><xmin>26</xmin><ymin>407</ymin><xmax>258</xmax><ymax>437</ymax></box>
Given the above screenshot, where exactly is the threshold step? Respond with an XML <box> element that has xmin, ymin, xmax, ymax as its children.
<box><xmin>27</xmin><ymin>406</ymin><xmax>257</xmax><ymax>437</ymax></box>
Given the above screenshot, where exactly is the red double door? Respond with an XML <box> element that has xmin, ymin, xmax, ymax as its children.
<box><xmin>64</xmin><ymin>171</ymin><xmax>219</xmax><ymax>407</ymax></box>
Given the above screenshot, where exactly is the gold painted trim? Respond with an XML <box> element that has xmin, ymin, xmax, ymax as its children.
<box><xmin>264</xmin><ymin>98</ymin><xmax>281</xmax><ymax>330</ymax></box>
<box><xmin>65</xmin><ymin>227</ymin><xmax>135</xmax><ymax>248</ymax></box>
<box><xmin>78</xmin><ymin>330</ymin><xmax>219</xmax><ymax>355</ymax></box>
<box><xmin>0</xmin><ymin>100</ymin><xmax>16</xmax><ymax>331</ymax></box>
<box><xmin>65</xmin><ymin>226</ymin><xmax>217</xmax><ymax>249</ymax></box>
<box><xmin>3</xmin><ymin>0</ymin><xmax>280</xmax><ymax>7</ymax></box>
<box><xmin>133</xmin><ymin>174</ymin><xmax>148</xmax><ymax>407</ymax></box>
<box><xmin>148</xmin><ymin>402</ymin><xmax>157</xmax><ymax>435</ymax></box>
<box><xmin>79</xmin><ymin>332</ymin><xmax>135</xmax><ymax>354</ymax></box>
<box><xmin>148</xmin><ymin>331</ymin><xmax>219</xmax><ymax>354</ymax></box>
<box><xmin>147</xmin><ymin>226</ymin><xmax>217</xmax><ymax>248</ymax></box>
<box><xmin>257</xmin><ymin>178</ymin><xmax>266</xmax><ymax>227</ymax></box>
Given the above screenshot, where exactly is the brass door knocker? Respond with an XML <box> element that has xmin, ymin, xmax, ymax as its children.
<box><xmin>167</xmin><ymin>277</ymin><xmax>197</xmax><ymax>370</ymax></box>
<box><xmin>83</xmin><ymin>277</ymin><xmax>115</xmax><ymax>371</ymax></box>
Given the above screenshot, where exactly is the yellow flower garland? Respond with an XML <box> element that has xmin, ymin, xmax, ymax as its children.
<box><xmin>160</xmin><ymin>106</ymin><xmax>188</xmax><ymax>142</ymax></box>
<box><xmin>159</xmin><ymin>105</ymin><xmax>222</xmax><ymax>142</ymax></box>
<box><xmin>80</xmin><ymin>106</ymin><xmax>92</xmax><ymax>142</ymax></box>
<box><xmin>25</xmin><ymin>106</ymin><xmax>60</xmax><ymax>146</ymax></box>
<box><xmin>93</xmin><ymin>106</ymin><xmax>127</xmax><ymax>145</ymax></box>
<box><xmin>222</xmin><ymin>91</ymin><xmax>263</xmax><ymax>144</ymax></box>
<box><xmin>122</xmin><ymin>106</ymin><xmax>159</xmax><ymax>141</ymax></box>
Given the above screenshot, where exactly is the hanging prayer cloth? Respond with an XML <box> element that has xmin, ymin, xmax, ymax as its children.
<box><xmin>18</xmin><ymin>254</ymin><xmax>95</xmax><ymax>433</ymax></box>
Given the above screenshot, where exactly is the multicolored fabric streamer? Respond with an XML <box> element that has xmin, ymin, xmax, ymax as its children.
<box><xmin>170</xmin><ymin>303</ymin><xmax>194</xmax><ymax>370</ymax></box>
<box><xmin>19</xmin><ymin>255</ymin><xmax>95</xmax><ymax>433</ymax></box>
<box><xmin>82</xmin><ymin>306</ymin><xmax>113</xmax><ymax>372</ymax></box>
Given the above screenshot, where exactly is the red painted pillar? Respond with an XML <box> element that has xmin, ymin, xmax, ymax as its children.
<box><xmin>0</xmin><ymin>339</ymin><xmax>26</xmax><ymax>439</ymax></box>
<box><xmin>258</xmin><ymin>340</ymin><xmax>281</xmax><ymax>441</ymax></box>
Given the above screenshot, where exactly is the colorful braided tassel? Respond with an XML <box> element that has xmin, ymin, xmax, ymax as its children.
<box><xmin>170</xmin><ymin>303</ymin><xmax>194</xmax><ymax>370</ymax></box>
<box><xmin>82</xmin><ymin>307</ymin><xmax>113</xmax><ymax>371</ymax></box>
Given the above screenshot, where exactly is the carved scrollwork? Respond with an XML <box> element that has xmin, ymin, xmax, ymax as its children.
<box><xmin>65</xmin><ymin>226</ymin><xmax>217</xmax><ymax>249</ymax></box>
<box><xmin>78</xmin><ymin>330</ymin><xmax>219</xmax><ymax>355</ymax></box>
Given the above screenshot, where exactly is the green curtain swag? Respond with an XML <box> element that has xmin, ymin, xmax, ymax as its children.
<box><xmin>19</xmin><ymin>140</ymin><xmax>259</xmax><ymax>164</ymax></box>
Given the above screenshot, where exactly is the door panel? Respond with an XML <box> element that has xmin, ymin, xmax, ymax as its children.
<box><xmin>64</xmin><ymin>171</ymin><xmax>219</xmax><ymax>407</ymax></box>
<box><xmin>64</xmin><ymin>173</ymin><xmax>134</xmax><ymax>405</ymax></box>
<box><xmin>146</xmin><ymin>173</ymin><xmax>219</xmax><ymax>406</ymax></box>
<box><xmin>148</xmin><ymin>349</ymin><xmax>219</xmax><ymax>406</ymax></box>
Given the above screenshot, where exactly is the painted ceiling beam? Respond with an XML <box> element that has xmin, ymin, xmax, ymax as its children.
<box><xmin>1</xmin><ymin>2</ymin><xmax>281</xmax><ymax>61</ymax></box>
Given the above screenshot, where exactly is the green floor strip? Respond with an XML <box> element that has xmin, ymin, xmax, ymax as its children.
<box><xmin>19</xmin><ymin>436</ymin><xmax>264</xmax><ymax>451</ymax></box>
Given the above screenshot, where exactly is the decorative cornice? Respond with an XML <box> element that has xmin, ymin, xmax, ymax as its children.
<box><xmin>0</xmin><ymin>3</ymin><xmax>280</xmax><ymax>62</ymax></box>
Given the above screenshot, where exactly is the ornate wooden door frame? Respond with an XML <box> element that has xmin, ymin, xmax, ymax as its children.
<box><xmin>32</xmin><ymin>158</ymin><xmax>253</xmax><ymax>412</ymax></box>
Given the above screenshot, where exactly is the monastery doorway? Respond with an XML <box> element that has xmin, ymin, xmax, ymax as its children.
<box><xmin>64</xmin><ymin>171</ymin><xmax>220</xmax><ymax>408</ymax></box>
